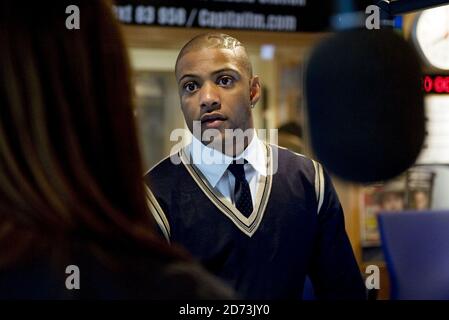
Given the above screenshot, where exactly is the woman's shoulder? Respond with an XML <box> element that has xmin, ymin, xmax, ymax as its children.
<box><xmin>158</xmin><ymin>261</ymin><xmax>235</xmax><ymax>300</ymax></box>
<box><xmin>0</xmin><ymin>242</ymin><xmax>235</xmax><ymax>300</ymax></box>
<box><xmin>82</xmin><ymin>241</ymin><xmax>235</xmax><ymax>300</ymax></box>
<box><xmin>84</xmin><ymin>251</ymin><xmax>235</xmax><ymax>300</ymax></box>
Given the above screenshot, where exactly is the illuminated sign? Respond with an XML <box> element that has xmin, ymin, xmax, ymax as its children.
<box><xmin>423</xmin><ymin>75</ymin><xmax>449</xmax><ymax>94</ymax></box>
<box><xmin>113</xmin><ymin>0</ymin><xmax>379</xmax><ymax>32</ymax></box>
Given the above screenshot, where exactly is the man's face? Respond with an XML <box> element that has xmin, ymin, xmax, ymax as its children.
<box><xmin>175</xmin><ymin>47</ymin><xmax>260</xmax><ymax>145</ymax></box>
<box><xmin>381</xmin><ymin>193</ymin><xmax>404</xmax><ymax>211</ymax></box>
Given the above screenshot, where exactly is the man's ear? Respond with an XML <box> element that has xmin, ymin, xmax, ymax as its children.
<box><xmin>249</xmin><ymin>76</ymin><xmax>261</xmax><ymax>106</ymax></box>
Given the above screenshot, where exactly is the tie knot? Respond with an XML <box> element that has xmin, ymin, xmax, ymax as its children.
<box><xmin>227</xmin><ymin>160</ymin><xmax>247</xmax><ymax>180</ymax></box>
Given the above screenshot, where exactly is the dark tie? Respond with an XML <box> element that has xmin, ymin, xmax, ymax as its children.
<box><xmin>227</xmin><ymin>160</ymin><xmax>253</xmax><ymax>217</ymax></box>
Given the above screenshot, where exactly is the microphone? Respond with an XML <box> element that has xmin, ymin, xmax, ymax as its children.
<box><xmin>305</xmin><ymin>28</ymin><xmax>425</xmax><ymax>183</ymax></box>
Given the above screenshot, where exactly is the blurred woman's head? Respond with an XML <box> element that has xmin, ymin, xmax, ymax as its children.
<box><xmin>0</xmin><ymin>1</ymin><xmax>177</xmax><ymax>264</ymax></box>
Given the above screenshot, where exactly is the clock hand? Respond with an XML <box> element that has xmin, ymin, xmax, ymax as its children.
<box><xmin>431</xmin><ymin>32</ymin><xmax>449</xmax><ymax>46</ymax></box>
<box><xmin>443</xmin><ymin>7</ymin><xmax>449</xmax><ymax>41</ymax></box>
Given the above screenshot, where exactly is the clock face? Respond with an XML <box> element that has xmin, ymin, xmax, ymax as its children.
<box><xmin>415</xmin><ymin>5</ymin><xmax>449</xmax><ymax>70</ymax></box>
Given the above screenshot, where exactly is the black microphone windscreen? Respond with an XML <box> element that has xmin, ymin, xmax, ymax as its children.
<box><xmin>305</xmin><ymin>29</ymin><xmax>425</xmax><ymax>183</ymax></box>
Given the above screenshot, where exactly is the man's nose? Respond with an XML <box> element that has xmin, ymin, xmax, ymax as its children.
<box><xmin>199</xmin><ymin>82</ymin><xmax>221</xmax><ymax>110</ymax></box>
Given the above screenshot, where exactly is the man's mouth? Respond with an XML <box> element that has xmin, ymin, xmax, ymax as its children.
<box><xmin>200</xmin><ymin>113</ymin><xmax>227</xmax><ymax>129</ymax></box>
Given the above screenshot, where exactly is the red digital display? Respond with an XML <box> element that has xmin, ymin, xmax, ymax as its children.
<box><xmin>423</xmin><ymin>75</ymin><xmax>449</xmax><ymax>94</ymax></box>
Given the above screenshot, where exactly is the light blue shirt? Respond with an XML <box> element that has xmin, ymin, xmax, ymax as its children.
<box><xmin>187</xmin><ymin>132</ymin><xmax>267</xmax><ymax>207</ymax></box>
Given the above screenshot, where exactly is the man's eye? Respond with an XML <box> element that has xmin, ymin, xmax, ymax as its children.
<box><xmin>217</xmin><ymin>76</ymin><xmax>233</xmax><ymax>86</ymax></box>
<box><xmin>184</xmin><ymin>82</ymin><xmax>198</xmax><ymax>93</ymax></box>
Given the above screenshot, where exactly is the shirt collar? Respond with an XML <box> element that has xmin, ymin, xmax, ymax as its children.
<box><xmin>239</xmin><ymin>132</ymin><xmax>267</xmax><ymax>177</ymax></box>
<box><xmin>187</xmin><ymin>130</ymin><xmax>267</xmax><ymax>188</ymax></box>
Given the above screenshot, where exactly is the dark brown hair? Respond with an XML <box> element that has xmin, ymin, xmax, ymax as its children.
<box><xmin>0</xmin><ymin>0</ymin><xmax>186</xmax><ymax>266</ymax></box>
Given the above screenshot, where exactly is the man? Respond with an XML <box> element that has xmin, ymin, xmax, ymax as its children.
<box><xmin>145</xmin><ymin>33</ymin><xmax>366</xmax><ymax>299</ymax></box>
<box><xmin>377</xmin><ymin>179</ymin><xmax>405</xmax><ymax>212</ymax></box>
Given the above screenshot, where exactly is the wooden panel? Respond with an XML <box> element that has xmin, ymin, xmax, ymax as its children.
<box><xmin>332</xmin><ymin>179</ymin><xmax>363</xmax><ymax>263</ymax></box>
<box><xmin>121</xmin><ymin>25</ymin><xmax>328</xmax><ymax>51</ymax></box>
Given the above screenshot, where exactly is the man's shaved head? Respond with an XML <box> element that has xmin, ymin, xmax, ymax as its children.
<box><xmin>175</xmin><ymin>33</ymin><xmax>253</xmax><ymax>78</ymax></box>
<box><xmin>174</xmin><ymin>32</ymin><xmax>262</xmax><ymax>156</ymax></box>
